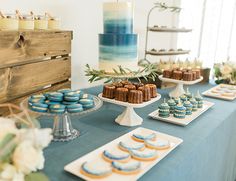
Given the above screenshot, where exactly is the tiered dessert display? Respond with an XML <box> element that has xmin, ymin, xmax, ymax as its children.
<box><xmin>99</xmin><ymin>81</ymin><xmax>161</xmax><ymax>126</ymax></box>
<box><xmin>149</xmin><ymin>90</ymin><xmax>214</xmax><ymax>126</ymax></box>
<box><xmin>21</xmin><ymin>89</ymin><xmax>103</xmax><ymax>142</ymax></box>
<box><xmin>64</xmin><ymin>127</ymin><xmax>183</xmax><ymax>180</ymax></box>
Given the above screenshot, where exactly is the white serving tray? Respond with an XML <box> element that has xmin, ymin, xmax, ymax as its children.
<box><xmin>202</xmin><ymin>84</ymin><xmax>236</xmax><ymax>101</ymax></box>
<box><xmin>64</xmin><ymin>127</ymin><xmax>183</xmax><ymax>181</ymax></box>
<box><xmin>149</xmin><ymin>101</ymin><xmax>214</xmax><ymax>126</ymax></box>
<box><xmin>98</xmin><ymin>93</ymin><xmax>161</xmax><ymax>126</ymax></box>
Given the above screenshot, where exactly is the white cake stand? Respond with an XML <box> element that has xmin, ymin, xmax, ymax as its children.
<box><xmin>98</xmin><ymin>93</ymin><xmax>161</xmax><ymax>127</ymax></box>
<box><xmin>159</xmin><ymin>75</ymin><xmax>203</xmax><ymax>98</ymax></box>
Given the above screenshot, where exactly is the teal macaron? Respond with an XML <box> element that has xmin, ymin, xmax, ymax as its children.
<box><xmin>58</xmin><ymin>88</ymin><xmax>72</xmax><ymax>94</ymax></box>
<box><xmin>82</xmin><ymin>103</ymin><xmax>94</xmax><ymax>109</ymax></box>
<box><xmin>31</xmin><ymin>94</ymin><xmax>46</xmax><ymax>101</ymax></box>
<box><xmin>64</xmin><ymin>92</ymin><xmax>80</xmax><ymax>102</ymax></box>
<box><xmin>79</xmin><ymin>98</ymin><xmax>94</xmax><ymax>105</ymax></box>
<box><xmin>67</xmin><ymin>104</ymin><xmax>83</xmax><ymax>113</ymax></box>
<box><xmin>79</xmin><ymin>93</ymin><xmax>93</xmax><ymax>100</ymax></box>
<box><xmin>49</xmin><ymin>104</ymin><xmax>66</xmax><ymax>114</ymax></box>
<box><xmin>30</xmin><ymin>103</ymin><xmax>48</xmax><ymax>113</ymax></box>
<box><xmin>48</xmin><ymin>92</ymin><xmax>64</xmax><ymax>102</ymax></box>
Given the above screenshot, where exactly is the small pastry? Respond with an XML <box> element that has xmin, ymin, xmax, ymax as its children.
<box><xmin>138</xmin><ymin>85</ymin><xmax>151</xmax><ymax>102</ymax></box>
<box><xmin>174</xmin><ymin>102</ymin><xmax>186</xmax><ymax>119</ymax></box>
<box><xmin>128</xmin><ymin>90</ymin><xmax>143</xmax><ymax>104</ymax></box>
<box><xmin>189</xmin><ymin>95</ymin><xmax>198</xmax><ymax>111</ymax></box>
<box><xmin>120</xmin><ymin>80</ymin><xmax>132</xmax><ymax>86</ymax></box>
<box><xmin>172</xmin><ymin>70</ymin><xmax>183</xmax><ymax>80</ymax></box>
<box><xmin>118</xmin><ymin>140</ymin><xmax>145</xmax><ymax>152</ymax></box>
<box><xmin>79</xmin><ymin>99</ymin><xmax>94</xmax><ymax>109</ymax></box>
<box><xmin>115</xmin><ymin>88</ymin><xmax>129</xmax><ymax>102</ymax></box>
<box><xmin>102</xmin><ymin>149</ymin><xmax>131</xmax><ymax>163</ymax></box>
<box><xmin>64</xmin><ymin>92</ymin><xmax>80</xmax><ymax>102</ymax></box>
<box><xmin>57</xmin><ymin>88</ymin><xmax>72</xmax><ymax>94</ymax></box>
<box><xmin>132</xmin><ymin>132</ymin><xmax>156</xmax><ymax>142</ymax></box>
<box><xmin>133</xmin><ymin>82</ymin><xmax>144</xmax><ymax>89</ymax></box>
<box><xmin>183</xmin><ymin>71</ymin><xmax>193</xmax><ymax>81</ymax></box>
<box><xmin>158</xmin><ymin>99</ymin><xmax>170</xmax><ymax>118</ymax></box>
<box><xmin>61</xmin><ymin>101</ymin><xmax>78</xmax><ymax>105</ymax></box>
<box><xmin>28</xmin><ymin>98</ymin><xmax>45</xmax><ymax>105</ymax></box>
<box><xmin>79</xmin><ymin>93</ymin><xmax>93</xmax><ymax>100</ymax></box>
<box><xmin>183</xmin><ymin>101</ymin><xmax>193</xmax><ymax>115</ymax></box>
<box><xmin>145</xmin><ymin>139</ymin><xmax>171</xmax><ymax>150</ymax></box>
<box><xmin>163</xmin><ymin>69</ymin><xmax>172</xmax><ymax>78</ymax></box>
<box><xmin>111</xmin><ymin>160</ymin><xmax>141</xmax><ymax>175</ymax></box>
<box><xmin>67</xmin><ymin>104</ymin><xmax>83</xmax><ymax>113</ymax></box>
<box><xmin>195</xmin><ymin>91</ymin><xmax>203</xmax><ymax>108</ymax></box>
<box><xmin>30</xmin><ymin>102</ymin><xmax>48</xmax><ymax>113</ymax></box>
<box><xmin>80</xmin><ymin>161</ymin><xmax>112</xmax><ymax>179</ymax></box>
<box><xmin>112</xmin><ymin>82</ymin><xmax>123</xmax><ymax>88</ymax></box>
<box><xmin>31</xmin><ymin>94</ymin><xmax>46</xmax><ymax>101</ymax></box>
<box><xmin>124</xmin><ymin>84</ymin><xmax>136</xmax><ymax>92</ymax></box>
<box><xmin>102</xmin><ymin>84</ymin><xmax>116</xmax><ymax>99</ymax></box>
<box><xmin>130</xmin><ymin>149</ymin><xmax>158</xmax><ymax>161</ymax></box>
<box><xmin>145</xmin><ymin>84</ymin><xmax>157</xmax><ymax>98</ymax></box>
<box><xmin>174</xmin><ymin>97</ymin><xmax>181</xmax><ymax>104</ymax></box>
<box><xmin>167</xmin><ymin>98</ymin><xmax>176</xmax><ymax>114</ymax></box>
<box><xmin>47</xmin><ymin>92</ymin><xmax>64</xmax><ymax>102</ymax></box>
<box><xmin>180</xmin><ymin>94</ymin><xmax>188</xmax><ymax>102</ymax></box>
<box><xmin>49</xmin><ymin>104</ymin><xmax>66</xmax><ymax>114</ymax></box>
<box><xmin>221</xmin><ymin>92</ymin><xmax>235</xmax><ymax>97</ymax></box>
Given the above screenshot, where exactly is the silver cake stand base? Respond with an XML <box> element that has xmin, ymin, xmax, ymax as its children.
<box><xmin>21</xmin><ymin>96</ymin><xmax>102</xmax><ymax>142</ymax></box>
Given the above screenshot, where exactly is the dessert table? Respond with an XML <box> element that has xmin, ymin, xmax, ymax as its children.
<box><xmin>40</xmin><ymin>83</ymin><xmax>236</xmax><ymax>181</ymax></box>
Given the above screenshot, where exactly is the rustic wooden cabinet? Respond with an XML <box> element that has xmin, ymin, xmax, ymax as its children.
<box><xmin>0</xmin><ymin>30</ymin><xmax>73</xmax><ymax>115</ymax></box>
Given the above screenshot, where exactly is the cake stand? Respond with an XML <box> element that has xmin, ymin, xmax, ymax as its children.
<box><xmin>20</xmin><ymin>96</ymin><xmax>103</xmax><ymax>142</ymax></box>
<box><xmin>98</xmin><ymin>93</ymin><xmax>161</xmax><ymax>127</ymax></box>
<box><xmin>159</xmin><ymin>75</ymin><xmax>203</xmax><ymax>98</ymax></box>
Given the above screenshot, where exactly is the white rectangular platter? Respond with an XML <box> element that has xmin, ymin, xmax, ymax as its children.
<box><xmin>64</xmin><ymin>127</ymin><xmax>183</xmax><ymax>181</ymax></box>
<box><xmin>202</xmin><ymin>84</ymin><xmax>236</xmax><ymax>101</ymax></box>
<box><xmin>149</xmin><ymin>101</ymin><xmax>214</xmax><ymax>126</ymax></box>
<box><xmin>98</xmin><ymin>93</ymin><xmax>161</xmax><ymax>108</ymax></box>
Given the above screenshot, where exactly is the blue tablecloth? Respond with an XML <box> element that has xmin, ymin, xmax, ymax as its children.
<box><xmin>41</xmin><ymin>83</ymin><xmax>236</xmax><ymax>181</ymax></box>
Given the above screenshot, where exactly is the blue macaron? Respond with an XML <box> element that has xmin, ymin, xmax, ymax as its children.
<box><xmin>49</xmin><ymin>104</ymin><xmax>66</xmax><ymax>114</ymax></box>
<box><xmin>31</xmin><ymin>94</ymin><xmax>46</xmax><ymax>100</ymax></box>
<box><xmin>45</xmin><ymin>100</ymin><xmax>61</xmax><ymax>105</ymax></box>
<box><xmin>82</xmin><ymin>103</ymin><xmax>94</xmax><ymax>109</ymax></box>
<box><xmin>48</xmin><ymin>92</ymin><xmax>64</xmax><ymax>102</ymax></box>
<box><xmin>62</xmin><ymin>101</ymin><xmax>78</xmax><ymax>105</ymax></box>
<box><xmin>67</xmin><ymin>104</ymin><xmax>83</xmax><ymax>113</ymax></box>
<box><xmin>79</xmin><ymin>93</ymin><xmax>93</xmax><ymax>100</ymax></box>
<box><xmin>28</xmin><ymin>98</ymin><xmax>45</xmax><ymax>105</ymax></box>
<box><xmin>30</xmin><ymin>103</ymin><xmax>48</xmax><ymax>113</ymax></box>
<box><xmin>58</xmin><ymin>88</ymin><xmax>72</xmax><ymax>94</ymax></box>
<box><xmin>64</xmin><ymin>92</ymin><xmax>80</xmax><ymax>102</ymax></box>
<box><xmin>79</xmin><ymin>98</ymin><xmax>94</xmax><ymax>105</ymax></box>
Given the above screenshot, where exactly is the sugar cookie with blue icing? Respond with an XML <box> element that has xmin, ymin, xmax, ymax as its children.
<box><xmin>102</xmin><ymin>149</ymin><xmax>131</xmax><ymax>163</ymax></box>
<box><xmin>130</xmin><ymin>149</ymin><xmax>158</xmax><ymax>161</ymax></box>
<box><xmin>49</xmin><ymin>104</ymin><xmax>66</xmax><ymax>114</ymax></box>
<box><xmin>67</xmin><ymin>104</ymin><xmax>83</xmax><ymax>113</ymax></box>
<box><xmin>132</xmin><ymin>132</ymin><xmax>156</xmax><ymax>142</ymax></box>
<box><xmin>111</xmin><ymin>160</ymin><xmax>141</xmax><ymax>175</ymax></box>
<box><xmin>118</xmin><ymin>140</ymin><xmax>145</xmax><ymax>152</ymax></box>
<box><xmin>145</xmin><ymin>139</ymin><xmax>171</xmax><ymax>150</ymax></box>
<box><xmin>30</xmin><ymin>103</ymin><xmax>48</xmax><ymax>113</ymax></box>
<box><xmin>80</xmin><ymin>161</ymin><xmax>112</xmax><ymax>179</ymax></box>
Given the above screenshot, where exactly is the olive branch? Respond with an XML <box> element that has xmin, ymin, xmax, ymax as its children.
<box><xmin>155</xmin><ymin>2</ymin><xmax>182</xmax><ymax>13</ymax></box>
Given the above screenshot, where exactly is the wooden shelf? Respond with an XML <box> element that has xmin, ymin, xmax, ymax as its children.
<box><xmin>146</xmin><ymin>50</ymin><xmax>190</xmax><ymax>56</ymax></box>
<box><xmin>148</xmin><ymin>27</ymin><xmax>192</xmax><ymax>33</ymax></box>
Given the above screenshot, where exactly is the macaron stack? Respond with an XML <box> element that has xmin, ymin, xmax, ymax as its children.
<box><xmin>183</xmin><ymin>101</ymin><xmax>193</xmax><ymax>115</ymax></box>
<box><xmin>195</xmin><ymin>91</ymin><xmax>203</xmax><ymax>108</ymax></box>
<box><xmin>180</xmin><ymin>94</ymin><xmax>187</xmax><ymax>102</ymax></box>
<box><xmin>167</xmin><ymin>98</ymin><xmax>176</xmax><ymax>114</ymax></box>
<box><xmin>174</xmin><ymin>102</ymin><xmax>186</xmax><ymax>119</ymax></box>
<box><xmin>158</xmin><ymin>99</ymin><xmax>170</xmax><ymax>118</ymax></box>
<box><xmin>189</xmin><ymin>95</ymin><xmax>198</xmax><ymax>111</ymax></box>
<box><xmin>28</xmin><ymin>89</ymin><xmax>95</xmax><ymax>114</ymax></box>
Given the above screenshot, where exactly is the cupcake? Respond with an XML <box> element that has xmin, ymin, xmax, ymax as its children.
<box><xmin>183</xmin><ymin>101</ymin><xmax>193</xmax><ymax>115</ymax></box>
<box><xmin>195</xmin><ymin>91</ymin><xmax>203</xmax><ymax>108</ymax></box>
<box><xmin>158</xmin><ymin>99</ymin><xmax>170</xmax><ymax>118</ymax></box>
<box><xmin>167</xmin><ymin>98</ymin><xmax>176</xmax><ymax>114</ymax></box>
<box><xmin>174</xmin><ymin>102</ymin><xmax>186</xmax><ymax>119</ymax></box>
<box><xmin>189</xmin><ymin>95</ymin><xmax>198</xmax><ymax>111</ymax></box>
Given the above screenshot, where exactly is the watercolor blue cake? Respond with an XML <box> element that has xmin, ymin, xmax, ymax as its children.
<box><xmin>99</xmin><ymin>2</ymin><xmax>138</xmax><ymax>72</ymax></box>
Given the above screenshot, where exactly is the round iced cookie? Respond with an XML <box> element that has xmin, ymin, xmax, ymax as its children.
<box><xmin>48</xmin><ymin>92</ymin><xmax>64</xmax><ymax>102</ymax></box>
<box><xmin>111</xmin><ymin>160</ymin><xmax>141</xmax><ymax>175</ymax></box>
<box><xmin>80</xmin><ymin>93</ymin><xmax>93</xmax><ymax>100</ymax></box>
<box><xmin>30</xmin><ymin>103</ymin><xmax>48</xmax><ymax>113</ymax></box>
<box><xmin>158</xmin><ymin>100</ymin><xmax>170</xmax><ymax>118</ymax></box>
<box><xmin>167</xmin><ymin>98</ymin><xmax>176</xmax><ymax>114</ymax></box>
<box><xmin>67</xmin><ymin>104</ymin><xmax>83</xmax><ymax>113</ymax></box>
<box><xmin>102</xmin><ymin>149</ymin><xmax>131</xmax><ymax>163</ymax></box>
<box><xmin>64</xmin><ymin>91</ymin><xmax>80</xmax><ymax>102</ymax></box>
<box><xmin>118</xmin><ymin>140</ymin><xmax>145</xmax><ymax>152</ymax></box>
<box><xmin>132</xmin><ymin>132</ymin><xmax>156</xmax><ymax>142</ymax></box>
<box><xmin>183</xmin><ymin>100</ymin><xmax>193</xmax><ymax>115</ymax></box>
<box><xmin>49</xmin><ymin>104</ymin><xmax>66</xmax><ymax>114</ymax></box>
<box><xmin>145</xmin><ymin>139</ymin><xmax>170</xmax><ymax>150</ymax></box>
<box><xmin>130</xmin><ymin>149</ymin><xmax>158</xmax><ymax>161</ymax></box>
<box><xmin>57</xmin><ymin>88</ymin><xmax>72</xmax><ymax>94</ymax></box>
<box><xmin>80</xmin><ymin>161</ymin><xmax>112</xmax><ymax>179</ymax></box>
<box><xmin>189</xmin><ymin>96</ymin><xmax>198</xmax><ymax>111</ymax></box>
<box><xmin>174</xmin><ymin>103</ymin><xmax>186</xmax><ymax>119</ymax></box>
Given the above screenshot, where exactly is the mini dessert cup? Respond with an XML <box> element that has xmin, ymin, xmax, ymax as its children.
<box><xmin>34</xmin><ymin>15</ymin><xmax>48</xmax><ymax>30</ymax></box>
<box><xmin>48</xmin><ymin>17</ymin><xmax>61</xmax><ymax>30</ymax></box>
<box><xmin>0</xmin><ymin>14</ymin><xmax>18</xmax><ymax>30</ymax></box>
<box><xmin>19</xmin><ymin>15</ymin><xmax>34</xmax><ymax>30</ymax></box>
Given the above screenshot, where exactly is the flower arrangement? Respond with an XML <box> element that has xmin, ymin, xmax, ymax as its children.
<box><xmin>0</xmin><ymin>104</ymin><xmax>52</xmax><ymax>181</ymax></box>
<box><xmin>214</xmin><ymin>61</ymin><xmax>236</xmax><ymax>85</ymax></box>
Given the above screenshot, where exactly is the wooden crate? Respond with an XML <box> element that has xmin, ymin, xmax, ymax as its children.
<box><xmin>0</xmin><ymin>30</ymin><xmax>73</xmax><ymax>116</ymax></box>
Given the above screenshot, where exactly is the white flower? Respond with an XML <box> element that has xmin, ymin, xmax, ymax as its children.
<box><xmin>0</xmin><ymin>118</ymin><xmax>18</xmax><ymax>140</ymax></box>
<box><xmin>13</xmin><ymin>141</ymin><xmax>45</xmax><ymax>174</ymax></box>
<box><xmin>0</xmin><ymin>163</ymin><xmax>24</xmax><ymax>181</ymax></box>
<box><xmin>220</xmin><ymin>65</ymin><xmax>233</xmax><ymax>75</ymax></box>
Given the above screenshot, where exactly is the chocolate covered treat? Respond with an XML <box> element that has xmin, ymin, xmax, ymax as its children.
<box><xmin>163</xmin><ymin>69</ymin><xmax>172</xmax><ymax>78</ymax></box>
<box><xmin>172</xmin><ymin>70</ymin><xmax>183</xmax><ymax>80</ymax></box>
<box><xmin>115</xmin><ymin>88</ymin><xmax>129</xmax><ymax>102</ymax></box>
<box><xmin>138</xmin><ymin>85</ymin><xmax>151</xmax><ymax>102</ymax></box>
<box><xmin>102</xmin><ymin>85</ymin><xmax>116</xmax><ymax>99</ymax></box>
<box><xmin>146</xmin><ymin>84</ymin><xmax>157</xmax><ymax>98</ymax></box>
<box><xmin>183</xmin><ymin>71</ymin><xmax>193</xmax><ymax>81</ymax></box>
<box><xmin>128</xmin><ymin>90</ymin><xmax>143</xmax><ymax>104</ymax></box>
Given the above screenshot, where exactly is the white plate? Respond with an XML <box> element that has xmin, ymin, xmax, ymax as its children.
<box><xmin>149</xmin><ymin>101</ymin><xmax>214</xmax><ymax>126</ymax></box>
<box><xmin>64</xmin><ymin>127</ymin><xmax>183</xmax><ymax>181</ymax></box>
<box><xmin>159</xmin><ymin>75</ymin><xmax>203</xmax><ymax>85</ymax></box>
<box><xmin>98</xmin><ymin>93</ymin><xmax>161</xmax><ymax>108</ymax></box>
<box><xmin>202</xmin><ymin>84</ymin><xmax>236</xmax><ymax>101</ymax></box>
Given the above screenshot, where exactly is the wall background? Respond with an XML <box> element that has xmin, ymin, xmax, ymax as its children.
<box><xmin>1</xmin><ymin>0</ymin><xmax>178</xmax><ymax>89</ymax></box>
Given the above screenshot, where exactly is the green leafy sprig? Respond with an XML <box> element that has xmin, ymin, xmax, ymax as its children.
<box><xmin>154</xmin><ymin>2</ymin><xmax>181</xmax><ymax>13</ymax></box>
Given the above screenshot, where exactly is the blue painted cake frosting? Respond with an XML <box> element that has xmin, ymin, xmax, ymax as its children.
<box><xmin>99</xmin><ymin>2</ymin><xmax>138</xmax><ymax>72</ymax></box>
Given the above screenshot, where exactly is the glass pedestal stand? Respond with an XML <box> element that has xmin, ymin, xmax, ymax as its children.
<box><xmin>21</xmin><ymin>96</ymin><xmax>103</xmax><ymax>142</ymax></box>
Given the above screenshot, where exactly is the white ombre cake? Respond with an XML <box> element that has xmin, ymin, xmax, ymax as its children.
<box><xmin>99</xmin><ymin>2</ymin><xmax>138</xmax><ymax>72</ymax></box>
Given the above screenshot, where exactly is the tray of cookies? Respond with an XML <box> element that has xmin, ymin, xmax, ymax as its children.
<box><xmin>202</xmin><ymin>84</ymin><xmax>236</xmax><ymax>101</ymax></box>
<box><xmin>149</xmin><ymin>91</ymin><xmax>214</xmax><ymax>126</ymax></box>
<box><xmin>64</xmin><ymin>127</ymin><xmax>183</xmax><ymax>181</ymax></box>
